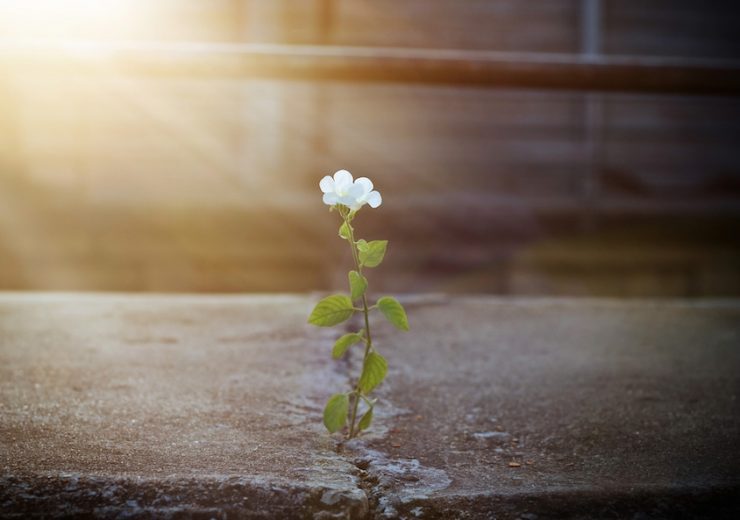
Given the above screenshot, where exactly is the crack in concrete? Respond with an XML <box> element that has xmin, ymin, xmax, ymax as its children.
<box><xmin>320</xmin><ymin>301</ymin><xmax>452</xmax><ymax>519</ymax></box>
<box><xmin>340</xmin><ymin>444</ymin><xmax>452</xmax><ymax>519</ymax></box>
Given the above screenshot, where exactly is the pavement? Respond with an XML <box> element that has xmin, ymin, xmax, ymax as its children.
<box><xmin>1</xmin><ymin>293</ymin><xmax>739</xmax><ymax>519</ymax></box>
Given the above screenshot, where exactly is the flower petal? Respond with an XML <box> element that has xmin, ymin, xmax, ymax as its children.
<box><xmin>338</xmin><ymin>193</ymin><xmax>358</xmax><ymax>208</ymax></box>
<box><xmin>354</xmin><ymin>177</ymin><xmax>373</xmax><ymax>195</ymax></box>
<box><xmin>347</xmin><ymin>181</ymin><xmax>366</xmax><ymax>201</ymax></box>
<box><xmin>319</xmin><ymin>175</ymin><xmax>334</xmax><ymax>194</ymax></box>
<box><xmin>323</xmin><ymin>192</ymin><xmax>339</xmax><ymax>205</ymax></box>
<box><xmin>366</xmin><ymin>191</ymin><xmax>382</xmax><ymax>208</ymax></box>
<box><xmin>333</xmin><ymin>170</ymin><xmax>353</xmax><ymax>193</ymax></box>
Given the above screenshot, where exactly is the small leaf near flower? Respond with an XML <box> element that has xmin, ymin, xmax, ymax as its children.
<box><xmin>339</xmin><ymin>222</ymin><xmax>351</xmax><ymax>240</ymax></box>
<box><xmin>308</xmin><ymin>295</ymin><xmax>355</xmax><ymax>327</ymax></box>
<box><xmin>332</xmin><ymin>332</ymin><xmax>364</xmax><ymax>359</ymax></box>
<box><xmin>377</xmin><ymin>296</ymin><xmax>409</xmax><ymax>331</ymax></box>
<box><xmin>359</xmin><ymin>240</ymin><xmax>387</xmax><ymax>268</ymax></box>
<box><xmin>359</xmin><ymin>352</ymin><xmax>388</xmax><ymax>393</ymax></box>
<box><xmin>358</xmin><ymin>406</ymin><xmax>373</xmax><ymax>431</ymax></box>
<box><xmin>323</xmin><ymin>393</ymin><xmax>349</xmax><ymax>433</ymax></box>
<box><xmin>349</xmin><ymin>271</ymin><xmax>368</xmax><ymax>301</ymax></box>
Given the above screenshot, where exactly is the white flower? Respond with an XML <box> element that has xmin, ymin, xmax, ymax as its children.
<box><xmin>319</xmin><ymin>169</ymin><xmax>382</xmax><ymax>211</ymax></box>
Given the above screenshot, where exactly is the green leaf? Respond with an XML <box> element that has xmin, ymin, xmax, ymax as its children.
<box><xmin>323</xmin><ymin>393</ymin><xmax>349</xmax><ymax>433</ymax></box>
<box><xmin>359</xmin><ymin>240</ymin><xmax>387</xmax><ymax>268</ymax></box>
<box><xmin>308</xmin><ymin>295</ymin><xmax>355</xmax><ymax>327</ymax></box>
<box><xmin>358</xmin><ymin>406</ymin><xmax>373</xmax><ymax>431</ymax></box>
<box><xmin>332</xmin><ymin>332</ymin><xmax>363</xmax><ymax>359</ymax></box>
<box><xmin>339</xmin><ymin>222</ymin><xmax>351</xmax><ymax>240</ymax></box>
<box><xmin>377</xmin><ymin>296</ymin><xmax>409</xmax><ymax>331</ymax></box>
<box><xmin>348</xmin><ymin>271</ymin><xmax>368</xmax><ymax>301</ymax></box>
<box><xmin>358</xmin><ymin>352</ymin><xmax>388</xmax><ymax>393</ymax></box>
<box><xmin>356</xmin><ymin>239</ymin><xmax>369</xmax><ymax>252</ymax></box>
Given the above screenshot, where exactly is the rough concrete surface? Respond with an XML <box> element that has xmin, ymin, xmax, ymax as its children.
<box><xmin>1</xmin><ymin>293</ymin><xmax>739</xmax><ymax>518</ymax></box>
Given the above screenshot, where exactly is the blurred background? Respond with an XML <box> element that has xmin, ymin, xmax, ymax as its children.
<box><xmin>1</xmin><ymin>0</ymin><xmax>740</xmax><ymax>296</ymax></box>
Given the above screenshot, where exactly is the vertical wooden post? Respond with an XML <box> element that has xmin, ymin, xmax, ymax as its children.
<box><xmin>312</xmin><ymin>0</ymin><xmax>335</xmax><ymax>157</ymax></box>
<box><xmin>580</xmin><ymin>0</ymin><xmax>603</xmax><ymax>230</ymax></box>
<box><xmin>0</xmin><ymin>74</ymin><xmax>25</xmax><ymax>187</ymax></box>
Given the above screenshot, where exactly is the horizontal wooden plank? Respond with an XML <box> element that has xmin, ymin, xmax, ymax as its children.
<box><xmin>4</xmin><ymin>43</ymin><xmax>740</xmax><ymax>95</ymax></box>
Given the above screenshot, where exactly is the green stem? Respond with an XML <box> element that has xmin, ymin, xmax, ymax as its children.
<box><xmin>342</xmin><ymin>210</ymin><xmax>374</xmax><ymax>439</ymax></box>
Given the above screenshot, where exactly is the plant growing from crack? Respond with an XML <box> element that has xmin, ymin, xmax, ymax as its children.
<box><xmin>308</xmin><ymin>170</ymin><xmax>409</xmax><ymax>439</ymax></box>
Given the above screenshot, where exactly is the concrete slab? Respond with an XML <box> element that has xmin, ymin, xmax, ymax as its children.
<box><xmin>0</xmin><ymin>294</ymin><xmax>365</xmax><ymax>518</ymax></box>
<box><xmin>1</xmin><ymin>293</ymin><xmax>739</xmax><ymax>518</ymax></box>
<box><xmin>355</xmin><ymin>297</ymin><xmax>740</xmax><ymax>518</ymax></box>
